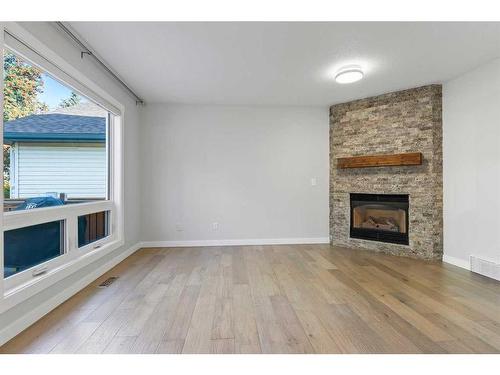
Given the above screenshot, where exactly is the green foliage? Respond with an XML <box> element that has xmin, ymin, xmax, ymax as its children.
<box><xmin>4</xmin><ymin>180</ymin><xmax>10</xmax><ymax>199</ymax></box>
<box><xmin>59</xmin><ymin>92</ymin><xmax>81</xmax><ymax>108</ymax></box>
<box><xmin>3</xmin><ymin>52</ymin><xmax>48</xmax><ymax>189</ymax></box>
<box><xmin>3</xmin><ymin>144</ymin><xmax>10</xmax><ymax>188</ymax></box>
<box><xmin>3</xmin><ymin>52</ymin><xmax>48</xmax><ymax>122</ymax></box>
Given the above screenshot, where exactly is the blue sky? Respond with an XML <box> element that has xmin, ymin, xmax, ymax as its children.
<box><xmin>4</xmin><ymin>50</ymin><xmax>87</xmax><ymax>110</ymax></box>
<box><xmin>38</xmin><ymin>73</ymin><xmax>87</xmax><ymax>110</ymax></box>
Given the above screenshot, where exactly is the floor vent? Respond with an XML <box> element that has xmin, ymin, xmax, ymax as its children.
<box><xmin>470</xmin><ymin>256</ymin><xmax>500</xmax><ymax>281</ymax></box>
<box><xmin>98</xmin><ymin>276</ymin><xmax>118</xmax><ymax>288</ymax></box>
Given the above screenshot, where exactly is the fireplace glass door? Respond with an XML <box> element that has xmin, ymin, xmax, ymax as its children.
<box><xmin>350</xmin><ymin>193</ymin><xmax>409</xmax><ymax>245</ymax></box>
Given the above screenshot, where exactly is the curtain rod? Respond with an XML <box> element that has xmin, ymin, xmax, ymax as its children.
<box><xmin>55</xmin><ymin>22</ymin><xmax>144</xmax><ymax>105</ymax></box>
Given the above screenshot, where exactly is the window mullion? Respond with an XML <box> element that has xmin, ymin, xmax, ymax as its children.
<box><xmin>66</xmin><ymin>215</ymin><xmax>77</xmax><ymax>254</ymax></box>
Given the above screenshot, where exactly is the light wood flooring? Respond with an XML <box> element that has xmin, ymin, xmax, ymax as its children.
<box><xmin>1</xmin><ymin>244</ymin><xmax>500</xmax><ymax>354</ymax></box>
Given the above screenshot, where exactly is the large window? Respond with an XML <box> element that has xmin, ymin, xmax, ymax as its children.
<box><xmin>2</xmin><ymin>30</ymin><xmax>122</xmax><ymax>294</ymax></box>
<box><xmin>3</xmin><ymin>49</ymin><xmax>108</xmax><ymax>205</ymax></box>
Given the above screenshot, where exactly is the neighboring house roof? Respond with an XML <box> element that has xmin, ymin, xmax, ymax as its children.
<box><xmin>4</xmin><ymin>102</ymin><xmax>107</xmax><ymax>143</ymax></box>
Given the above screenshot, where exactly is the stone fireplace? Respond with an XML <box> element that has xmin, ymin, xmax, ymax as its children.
<box><xmin>329</xmin><ymin>85</ymin><xmax>443</xmax><ymax>260</ymax></box>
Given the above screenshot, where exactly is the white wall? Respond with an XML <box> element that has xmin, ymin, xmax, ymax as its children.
<box><xmin>0</xmin><ymin>22</ymin><xmax>142</xmax><ymax>343</ymax></box>
<box><xmin>140</xmin><ymin>104</ymin><xmax>329</xmax><ymax>244</ymax></box>
<box><xmin>12</xmin><ymin>143</ymin><xmax>106</xmax><ymax>199</ymax></box>
<box><xmin>443</xmin><ymin>58</ymin><xmax>500</xmax><ymax>267</ymax></box>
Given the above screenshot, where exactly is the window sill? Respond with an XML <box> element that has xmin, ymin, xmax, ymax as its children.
<box><xmin>0</xmin><ymin>237</ymin><xmax>124</xmax><ymax>314</ymax></box>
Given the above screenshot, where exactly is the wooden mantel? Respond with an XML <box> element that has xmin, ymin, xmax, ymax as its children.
<box><xmin>337</xmin><ymin>152</ymin><xmax>422</xmax><ymax>169</ymax></box>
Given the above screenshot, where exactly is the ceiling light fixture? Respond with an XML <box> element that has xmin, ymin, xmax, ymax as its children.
<box><xmin>335</xmin><ymin>66</ymin><xmax>364</xmax><ymax>84</ymax></box>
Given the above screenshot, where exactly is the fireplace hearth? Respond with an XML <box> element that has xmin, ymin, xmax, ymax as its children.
<box><xmin>350</xmin><ymin>193</ymin><xmax>409</xmax><ymax>245</ymax></box>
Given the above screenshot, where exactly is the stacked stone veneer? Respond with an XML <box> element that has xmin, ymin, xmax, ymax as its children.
<box><xmin>329</xmin><ymin>85</ymin><xmax>443</xmax><ymax>259</ymax></box>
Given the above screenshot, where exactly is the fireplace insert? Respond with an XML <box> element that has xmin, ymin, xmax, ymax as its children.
<box><xmin>350</xmin><ymin>193</ymin><xmax>409</xmax><ymax>245</ymax></box>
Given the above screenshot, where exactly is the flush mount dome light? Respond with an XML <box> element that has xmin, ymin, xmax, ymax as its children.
<box><xmin>335</xmin><ymin>66</ymin><xmax>364</xmax><ymax>84</ymax></box>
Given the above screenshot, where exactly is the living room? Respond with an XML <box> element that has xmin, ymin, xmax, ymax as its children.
<box><xmin>0</xmin><ymin>1</ymin><xmax>499</xmax><ymax>373</ymax></box>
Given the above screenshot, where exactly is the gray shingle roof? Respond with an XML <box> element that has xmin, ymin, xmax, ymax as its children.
<box><xmin>4</xmin><ymin>103</ymin><xmax>107</xmax><ymax>143</ymax></box>
<box><xmin>45</xmin><ymin>102</ymin><xmax>108</xmax><ymax>117</ymax></box>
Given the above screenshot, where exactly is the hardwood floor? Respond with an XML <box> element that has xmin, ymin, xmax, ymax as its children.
<box><xmin>1</xmin><ymin>244</ymin><xmax>500</xmax><ymax>354</ymax></box>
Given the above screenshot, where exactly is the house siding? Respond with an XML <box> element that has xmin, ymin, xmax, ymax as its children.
<box><xmin>11</xmin><ymin>143</ymin><xmax>107</xmax><ymax>199</ymax></box>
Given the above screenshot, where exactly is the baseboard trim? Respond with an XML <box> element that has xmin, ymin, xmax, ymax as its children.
<box><xmin>0</xmin><ymin>242</ymin><xmax>141</xmax><ymax>347</ymax></box>
<box><xmin>443</xmin><ymin>254</ymin><xmax>470</xmax><ymax>270</ymax></box>
<box><xmin>141</xmin><ymin>237</ymin><xmax>330</xmax><ymax>248</ymax></box>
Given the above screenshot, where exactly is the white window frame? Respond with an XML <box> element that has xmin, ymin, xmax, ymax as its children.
<box><xmin>0</xmin><ymin>23</ymin><xmax>124</xmax><ymax>313</ymax></box>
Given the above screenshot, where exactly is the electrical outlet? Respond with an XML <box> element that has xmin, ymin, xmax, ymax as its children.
<box><xmin>311</xmin><ymin>177</ymin><xmax>317</xmax><ymax>186</ymax></box>
<box><xmin>175</xmin><ymin>223</ymin><xmax>184</xmax><ymax>232</ymax></box>
<box><xmin>212</xmin><ymin>222</ymin><xmax>219</xmax><ymax>231</ymax></box>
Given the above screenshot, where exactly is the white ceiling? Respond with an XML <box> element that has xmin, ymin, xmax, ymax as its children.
<box><xmin>69</xmin><ymin>22</ymin><xmax>500</xmax><ymax>107</ymax></box>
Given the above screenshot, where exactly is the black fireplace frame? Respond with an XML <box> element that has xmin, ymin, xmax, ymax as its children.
<box><xmin>350</xmin><ymin>193</ymin><xmax>409</xmax><ymax>245</ymax></box>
